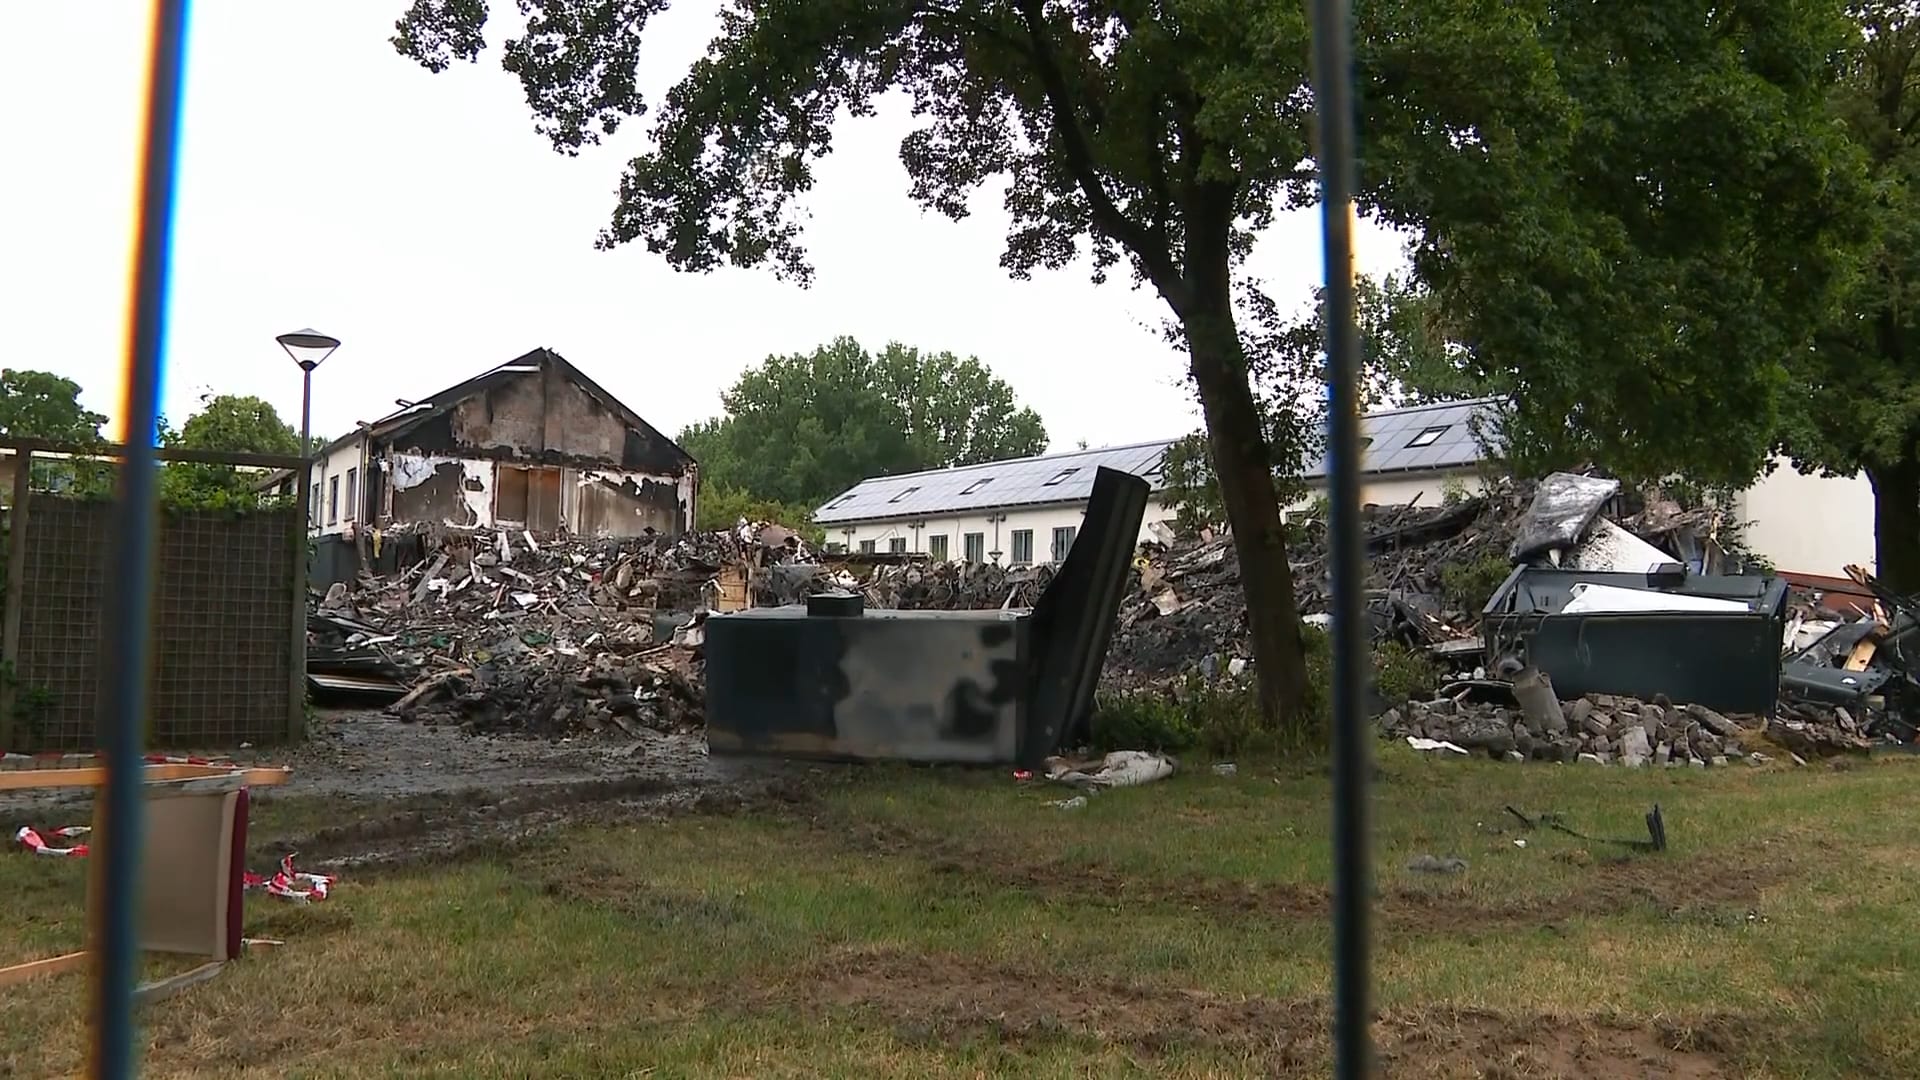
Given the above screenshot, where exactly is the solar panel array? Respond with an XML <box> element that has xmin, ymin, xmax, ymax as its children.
<box><xmin>814</xmin><ymin>440</ymin><xmax>1175</xmax><ymax>523</ymax></box>
<box><xmin>1302</xmin><ymin>398</ymin><xmax>1500</xmax><ymax>479</ymax></box>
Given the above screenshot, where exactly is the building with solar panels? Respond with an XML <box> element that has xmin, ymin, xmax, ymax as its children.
<box><xmin>809</xmin><ymin>398</ymin><xmax>1509</xmax><ymax>565</ymax></box>
<box><xmin>1297</xmin><ymin>397</ymin><xmax>1502</xmax><ymax>509</ymax></box>
<box><xmin>812</xmin><ymin>440</ymin><xmax>1180</xmax><ymax>563</ymax></box>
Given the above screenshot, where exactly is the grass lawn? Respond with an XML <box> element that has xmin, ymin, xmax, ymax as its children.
<box><xmin>3</xmin><ymin>749</ymin><xmax>1919</xmax><ymax>1077</ymax></box>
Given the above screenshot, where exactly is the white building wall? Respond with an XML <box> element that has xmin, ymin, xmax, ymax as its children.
<box><xmin>1734</xmin><ymin>458</ymin><xmax>1876</xmax><ymax>575</ymax></box>
<box><xmin>1293</xmin><ymin>469</ymin><xmax>1484</xmax><ymax>513</ymax></box>
<box><xmin>306</xmin><ymin>438</ymin><xmax>368</xmax><ymax>536</ymax></box>
<box><xmin>829</xmin><ymin>497</ymin><xmax>1177</xmax><ymax>564</ymax></box>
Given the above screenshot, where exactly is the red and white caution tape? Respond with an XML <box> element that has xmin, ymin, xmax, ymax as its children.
<box><xmin>13</xmin><ymin>831</ymin><xmax>333</xmax><ymax>901</ymax></box>
<box><xmin>14</xmin><ymin>825</ymin><xmax>90</xmax><ymax>857</ymax></box>
<box><xmin>242</xmin><ymin>853</ymin><xmax>334</xmax><ymax>903</ymax></box>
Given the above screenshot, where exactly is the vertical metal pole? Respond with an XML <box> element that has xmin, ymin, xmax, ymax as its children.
<box><xmin>1306</xmin><ymin>0</ymin><xmax>1373</xmax><ymax>1076</ymax></box>
<box><xmin>1</xmin><ymin>450</ymin><xmax>33</xmax><ymax>747</ymax></box>
<box><xmin>94</xmin><ymin>1</ymin><xmax>192</xmax><ymax>1074</ymax></box>
<box><xmin>291</xmin><ymin>367</ymin><xmax>312</xmax><ymax>741</ymax></box>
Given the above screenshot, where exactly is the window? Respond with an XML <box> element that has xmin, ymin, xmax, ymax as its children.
<box><xmin>1010</xmin><ymin>529</ymin><xmax>1034</xmax><ymax>566</ymax></box>
<box><xmin>888</xmin><ymin>486</ymin><xmax>919</xmax><ymax>504</ymax></box>
<box><xmin>495</xmin><ymin>466</ymin><xmax>563</xmax><ymax>532</ymax></box>
<box><xmin>1051</xmin><ymin>526</ymin><xmax>1077</xmax><ymax>562</ymax></box>
<box><xmin>859</xmin><ymin>539</ymin><xmax>876</xmax><ymax>554</ymax></box>
<box><xmin>309</xmin><ymin>483</ymin><xmax>320</xmax><ymax>525</ymax></box>
<box><xmin>889</xmin><ymin>537</ymin><xmax>907</xmax><ymax>554</ymax></box>
<box><xmin>825</xmin><ymin>542</ymin><xmax>847</xmax><ymax>554</ymax></box>
<box><xmin>960</xmin><ymin>477</ymin><xmax>993</xmax><ymax>495</ymax></box>
<box><xmin>345</xmin><ymin>467</ymin><xmax>358</xmax><ymax>521</ymax></box>
<box><xmin>963</xmin><ymin>532</ymin><xmax>985</xmax><ymax>564</ymax></box>
<box><xmin>1043</xmin><ymin>467</ymin><xmax>1078</xmax><ymax>486</ymax></box>
<box><xmin>1407</xmin><ymin>425</ymin><xmax>1449</xmax><ymax>448</ymax></box>
<box><xmin>328</xmin><ymin>476</ymin><xmax>340</xmax><ymax>524</ymax></box>
<box><xmin>928</xmin><ymin>534</ymin><xmax>949</xmax><ymax>561</ymax></box>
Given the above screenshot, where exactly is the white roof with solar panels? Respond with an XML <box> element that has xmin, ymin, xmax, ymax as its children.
<box><xmin>1301</xmin><ymin>397</ymin><xmax>1500</xmax><ymax>479</ymax></box>
<box><xmin>813</xmin><ymin>440</ymin><xmax>1176</xmax><ymax>524</ymax></box>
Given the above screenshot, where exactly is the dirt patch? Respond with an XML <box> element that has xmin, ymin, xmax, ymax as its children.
<box><xmin>262</xmin><ymin>773</ymin><xmax>816</xmax><ymax>872</ymax></box>
<box><xmin>821</xmin><ymin>817</ymin><xmax>1789</xmax><ymax>936</ymax></box>
<box><xmin>0</xmin><ymin>709</ymin><xmax>814</xmax><ymax>871</ymax></box>
<box><xmin>761</xmin><ymin>946</ymin><xmax>1742</xmax><ymax>1077</ymax></box>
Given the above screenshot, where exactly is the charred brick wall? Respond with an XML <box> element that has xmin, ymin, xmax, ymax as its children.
<box><xmin>9</xmin><ymin>499</ymin><xmax>295</xmax><ymax>750</ymax></box>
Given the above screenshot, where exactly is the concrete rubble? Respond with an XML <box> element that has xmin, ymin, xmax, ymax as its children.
<box><xmin>307</xmin><ymin>520</ymin><xmax>815</xmax><ymax>736</ymax></box>
<box><xmin>1377</xmin><ymin>686</ymin><xmax>1872</xmax><ymax>766</ymax></box>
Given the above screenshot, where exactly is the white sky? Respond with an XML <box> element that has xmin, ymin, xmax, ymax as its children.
<box><xmin>1</xmin><ymin>3</ymin><xmax>1406</xmax><ymax>451</ymax></box>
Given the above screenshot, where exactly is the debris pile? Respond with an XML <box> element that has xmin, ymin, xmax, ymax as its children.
<box><xmin>1378</xmin><ymin>687</ymin><xmax>1871</xmax><ymax>766</ymax></box>
<box><xmin>1104</xmin><ymin>474</ymin><xmax>1735</xmax><ymax>681</ymax></box>
<box><xmin>308</xmin><ymin>522</ymin><xmax>811</xmax><ymax>736</ymax></box>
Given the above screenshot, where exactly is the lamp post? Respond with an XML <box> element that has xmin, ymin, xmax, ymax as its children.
<box><xmin>277</xmin><ymin>328</ymin><xmax>341</xmax><ymax>497</ymax></box>
<box><xmin>277</xmin><ymin>329</ymin><xmax>338</xmax><ymax>745</ymax></box>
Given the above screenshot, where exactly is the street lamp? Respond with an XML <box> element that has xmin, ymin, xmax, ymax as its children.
<box><xmin>278</xmin><ymin>329</ymin><xmax>339</xmax><ymax>532</ymax></box>
<box><xmin>277</xmin><ymin>327</ymin><xmax>338</xmax><ymax>484</ymax></box>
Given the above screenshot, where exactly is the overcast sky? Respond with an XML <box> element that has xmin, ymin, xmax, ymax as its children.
<box><xmin>2</xmin><ymin>3</ymin><xmax>1406</xmax><ymax>451</ymax></box>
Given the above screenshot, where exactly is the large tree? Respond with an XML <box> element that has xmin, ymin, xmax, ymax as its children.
<box><xmin>0</xmin><ymin>370</ymin><xmax>106</xmax><ymax>444</ymax></box>
<box><xmin>1779</xmin><ymin>2</ymin><xmax>1920</xmax><ymax>590</ymax></box>
<box><xmin>159</xmin><ymin>394</ymin><xmax>303</xmax><ymax>509</ymax></box>
<box><xmin>1364</xmin><ymin>2</ymin><xmax>1862</xmax><ymax>491</ymax></box>
<box><xmin>678</xmin><ymin>336</ymin><xmax>1047</xmax><ymax>506</ymax></box>
<box><xmin>394</xmin><ymin>0</ymin><xmax>1858</xmax><ymax>728</ymax></box>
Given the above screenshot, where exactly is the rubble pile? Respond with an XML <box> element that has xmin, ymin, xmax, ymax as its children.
<box><xmin>1103</xmin><ymin>475</ymin><xmax>1735</xmax><ymax>681</ymax></box>
<box><xmin>1378</xmin><ymin>689</ymin><xmax>1871</xmax><ymax>765</ymax></box>
<box><xmin>310</xmin><ymin>521</ymin><xmax>811</xmax><ymax>736</ymax></box>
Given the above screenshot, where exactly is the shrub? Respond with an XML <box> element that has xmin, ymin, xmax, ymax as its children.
<box><xmin>1439</xmin><ymin>553</ymin><xmax>1512</xmax><ymax>617</ymax></box>
<box><xmin>1372</xmin><ymin>641</ymin><xmax>1440</xmax><ymax>703</ymax></box>
<box><xmin>1090</xmin><ymin>689</ymin><xmax>1200</xmax><ymax>753</ymax></box>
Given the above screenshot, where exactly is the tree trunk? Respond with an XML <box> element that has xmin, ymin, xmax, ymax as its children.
<box><xmin>1868</xmin><ymin>455</ymin><xmax>1920</xmax><ymax>593</ymax></box>
<box><xmin>1182</xmin><ymin>302</ymin><xmax>1311</xmax><ymax>728</ymax></box>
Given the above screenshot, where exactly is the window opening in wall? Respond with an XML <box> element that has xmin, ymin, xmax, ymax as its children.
<box><xmin>860</xmin><ymin>539</ymin><xmax>876</xmax><ymax>554</ymax></box>
<box><xmin>309</xmin><ymin>483</ymin><xmax>320</xmax><ymax>525</ymax></box>
<box><xmin>345</xmin><ymin>467</ymin><xmax>358</xmax><ymax>521</ymax></box>
<box><xmin>1407</xmin><ymin>425</ymin><xmax>1448</xmax><ymax>448</ymax></box>
<box><xmin>963</xmin><ymin>532</ymin><xmax>984</xmax><ymax>563</ymax></box>
<box><xmin>928</xmin><ymin>534</ymin><xmax>949</xmax><ymax>561</ymax></box>
<box><xmin>889</xmin><ymin>537</ymin><xmax>906</xmax><ymax>553</ymax></box>
<box><xmin>328</xmin><ymin>476</ymin><xmax>340</xmax><ymax>524</ymax></box>
<box><xmin>494</xmin><ymin>466</ymin><xmax>563</xmax><ymax>532</ymax></box>
<box><xmin>960</xmin><ymin>477</ymin><xmax>992</xmax><ymax>495</ymax></box>
<box><xmin>1010</xmin><ymin>529</ymin><xmax>1033</xmax><ymax>565</ymax></box>
<box><xmin>1051</xmin><ymin>525</ymin><xmax>1076</xmax><ymax>562</ymax></box>
<box><xmin>1043</xmin><ymin>467</ymin><xmax>1078</xmax><ymax>486</ymax></box>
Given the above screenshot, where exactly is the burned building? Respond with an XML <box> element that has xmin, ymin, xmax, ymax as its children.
<box><xmin>275</xmin><ymin>348</ymin><xmax>696</xmax><ymax>539</ymax></box>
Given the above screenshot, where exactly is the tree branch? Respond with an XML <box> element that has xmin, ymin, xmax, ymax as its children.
<box><xmin>1013</xmin><ymin>0</ymin><xmax>1186</xmax><ymax>307</ymax></box>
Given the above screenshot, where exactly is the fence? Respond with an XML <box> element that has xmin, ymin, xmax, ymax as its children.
<box><xmin>0</xmin><ymin>441</ymin><xmax>308</xmax><ymax>752</ymax></box>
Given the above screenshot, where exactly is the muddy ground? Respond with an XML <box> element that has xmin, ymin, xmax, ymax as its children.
<box><xmin>0</xmin><ymin>708</ymin><xmax>808</xmax><ymax>870</ymax></box>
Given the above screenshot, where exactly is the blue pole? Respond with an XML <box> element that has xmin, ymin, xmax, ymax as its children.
<box><xmin>94</xmin><ymin>1</ymin><xmax>190</xmax><ymax>1075</ymax></box>
<box><xmin>1305</xmin><ymin>0</ymin><xmax>1374</xmax><ymax>1076</ymax></box>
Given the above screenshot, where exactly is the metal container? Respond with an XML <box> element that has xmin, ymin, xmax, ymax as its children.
<box><xmin>1482</xmin><ymin>566</ymin><xmax>1787</xmax><ymax>714</ymax></box>
<box><xmin>705</xmin><ymin>467</ymin><xmax>1149</xmax><ymax>767</ymax></box>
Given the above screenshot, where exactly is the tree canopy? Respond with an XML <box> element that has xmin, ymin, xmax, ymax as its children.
<box><xmin>394</xmin><ymin>0</ymin><xmax>1863</xmax><ymax>729</ymax></box>
<box><xmin>159</xmin><ymin>394</ymin><xmax>303</xmax><ymax>510</ymax></box>
<box><xmin>677</xmin><ymin>337</ymin><xmax>1047</xmax><ymax>508</ymax></box>
<box><xmin>0</xmin><ymin>369</ymin><xmax>106</xmax><ymax>444</ymax></box>
<box><xmin>1775</xmin><ymin>1</ymin><xmax>1920</xmax><ymax>588</ymax></box>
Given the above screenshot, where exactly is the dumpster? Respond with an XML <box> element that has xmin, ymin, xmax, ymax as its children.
<box><xmin>704</xmin><ymin>466</ymin><xmax>1149</xmax><ymax>767</ymax></box>
<box><xmin>1482</xmin><ymin>566</ymin><xmax>1788</xmax><ymax>715</ymax></box>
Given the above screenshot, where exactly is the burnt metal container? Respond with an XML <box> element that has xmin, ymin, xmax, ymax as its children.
<box><xmin>705</xmin><ymin>467</ymin><xmax>1149</xmax><ymax>767</ymax></box>
<box><xmin>1482</xmin><ymin>567</ymin><xmax>1788</xmax><ymax>715</ymax></box>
